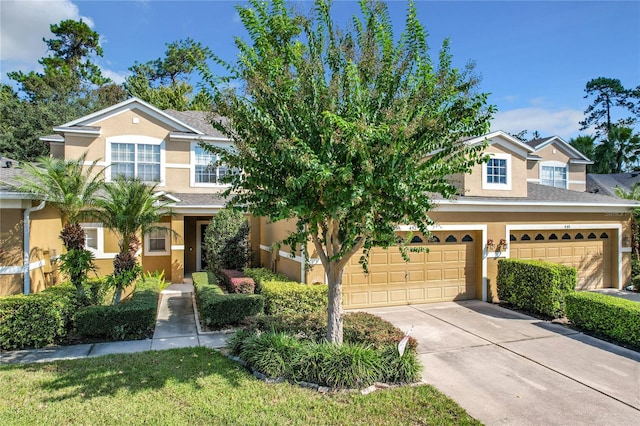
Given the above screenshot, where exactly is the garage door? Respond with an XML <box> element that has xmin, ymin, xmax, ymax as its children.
<box><xmin>342</xmin><ymin>231</ymin><xmax>480</xmax><ymax>308</ymax></box>
<box><xmin>510</xmin><ymin>230</ymin><xmax>612</xmax><ymax>290</ymax></box>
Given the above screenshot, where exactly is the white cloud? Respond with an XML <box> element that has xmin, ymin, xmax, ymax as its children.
<box><xmin>491</xmin><ymin>107</ymin><xmax>585</xmax><ymax>138</ymax></box>
<box><xmin>100</xmin><ymin>68</ymin><xmax>128</xmax><ymax>85</ymax></box>
<box><xmin>1</xmin><ymin>0</ymin><xmax>93</xmax><ymax>66</ymax></box>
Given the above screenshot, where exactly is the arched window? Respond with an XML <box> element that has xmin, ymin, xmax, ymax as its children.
<box><xmin>535</xmin><ymin>233</ymin><xmax>544</xmax><ymax>241</ymax></box>
<box><xmin>445</xmin><ymin>235</ymin><xmax>457</xmax><ymax>243</ymax></box>
<box><xmin>462</xmin><ymin>234</ymin><xmax>474</xmax><ymax>242</ymax></box>
<box><xmin>428</xmin><ymin>235</ymin><xmax>440</xmax><ymax>243</ymax></box>
<box><xmin>411</xmin><ymin>235</ymin><xmax>423</xmax><ymax>243</ymax></box>
<box><xmin>562</xmin><ymin>233</ymin><xmax>571</xmax><ymax>240</ymax></box>
<box><xmin>575</xmin><ymin>233</ymin><xmax>584</xmax><ymax>240</ymax></box>
<box><xmin>588</xmin><ymin>233</ymin><xmax>597</xmax><ymax>239</ymax></box>
<box><xmin>521</xmin><ymin>234</ymin><xmax>531</xmax><ymax>241</ymax></box>
<box><xmin>600</xmin><ymin>232</ymin><xmax>609</xmax><ymax>239</ymax></box>
<box><xmin>549</xmin><ymin>233</ymin><xmax>558</xmax><ymax>240</ymax></box>
<box><xmin>510</xmin><ymin>234</ymin><xmax>516</xmax><ymax>241</ymax></box>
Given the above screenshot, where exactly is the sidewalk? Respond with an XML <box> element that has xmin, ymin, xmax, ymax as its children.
<box><xmin>0</xmin><ymin>280</ymin><xmax>228</xmax><ymax>365</ymax></box>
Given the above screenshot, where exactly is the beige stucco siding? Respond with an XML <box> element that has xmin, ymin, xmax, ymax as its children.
<box><xmin>464</xmin><ymin>144</ymin><xmax>528</xmax><ymax>197</ymax></box>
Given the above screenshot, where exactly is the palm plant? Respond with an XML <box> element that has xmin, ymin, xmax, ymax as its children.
<box><xmin>4</xmin><ymin>152</ymin><xmax>103</xmax><ymax>300</ymax></box>
<box><xmin>8</xmin><ymin>152</ymin><xmax>104</xmax><ymax>229</ymax></box>
<box><xmin>92</xmin><ymin>176</ymin><xmax>174</xmax><ymax>304</ymax></box>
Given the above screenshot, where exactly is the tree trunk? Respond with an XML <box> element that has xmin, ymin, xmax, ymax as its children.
<box><xmin>326</xmin><ymin>261</ymin><xmax>344</xmax><ymax>344</ymax></box>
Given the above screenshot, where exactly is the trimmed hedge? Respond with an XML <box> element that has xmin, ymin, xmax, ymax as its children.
<box><xmin>220</xmin><ymin>269</ymin><xmax>255</xmax><ymax>294</ymax></box>
<box><xmin>243</xmin><ymin>268</ymin><xmax>293</xmax><ymax>294</ymax></box>
<box><xmin>193</xmin><ymin>272</ymin><xmax>264</xmax><ymax>329</ymax></box>
<box><xmin>566</xmin><ymin>292</ymin><xmax>640</xmax><ymax>347</ymax></box>
<box><xmin>250</xmin><ymin>311</ymin><xmax>418</xmax><ymax>351</ymax></box>
<box><xmin>74</xmin><ymin>278</ymin><xmax>162</xmax><ymax>340</ymax></box>
<box><xmin>262</xmin><ymin>281</ymin><xmax>328</xmax><ymax>315</ymax></box>
<box><xmin>0</xmin><ymin>283</ymin><xmax>79</xmax><ymax>350</ymax></box>
<box><xmin>497</xmin><ymin>258</ymin><xmax>577</xmax><ymax>318</ymax></box>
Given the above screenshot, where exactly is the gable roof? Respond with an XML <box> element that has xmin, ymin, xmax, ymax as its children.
<box><xmin>55</xmin><ymin>97</ymin><xmax>204</xmax><ymax>135</ymax></box>
<box><xmin>587</xmin><ymin>173</ymin><xmax>640</xmax><ymax>197</ymax></box>
<box><xmin>464</xmin><ymin>130</ymin><xmax>535</xmax><ymax>155</ymax></box>
<box><xmin>163</xmin><ymin>110</ymin><xmax>229</xmax><ymax>139</ymax></box>
<box><xmin>526</xmin><ymin>136</ymin><xmax>593</xmax><ymax>164</ymax></box>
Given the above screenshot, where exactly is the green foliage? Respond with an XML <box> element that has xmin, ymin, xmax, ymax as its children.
<box><xmin>124</xmin><ymin>38</ymin><xmax>213</xmax><ymax>110</ymax></box>
<box><xmin>203</xmin><ymin>0</ymin><xmax>494</xmax><ymax>343</ymax></box>
<box><xmin>243</xmin><ymin>267</ymin><xmax>293</xmax><ymax>294</ymax></box>
<box><xmin>193</xmin><ymin>272</ymin><xmax>264</xmax><ymax>328</ymax></box>
<box><xmin>250</xmin><ymin>311</ymin><xmax>417</xmax><ymax>350</ymax></box>
<box><xmin>565</xmin><ymin>292</ymin><xmax>640</xmax><ymax>347</ymax></box>
<box><xmin>4</xmin><ymin>153</ymin><xmax>104</xmax><ymax>226</ymax></box>
<box><xmin>497</xmin><ymin>259</ymin><xmax>577</xmax><ymax>318</ymax></box>
<box><xmin>232</xmin><ymin>329</ymin><xmax>422</xmax><ymax>388</ymax></box>
<box><xmin>0</xmin><ymin>284</ymin><xmax>78</xmax><ymax>350</ymax></box>
<box><xmin>57</xmin><ymin>248</ymin><xmax>96</xmax><ymax>302</ymax></box>
<box><xmin>74</xmin><ymin>278</ymin><xmax>162</xmax><ymax>340</ymax></box>
<box><xmin>580</xmin><ymin>77</ymin><xmax>639</xmax><ymax>137</ymax></box>
<box><xmin>203</xmin><ymin>208</ymin><xmax>249</xmax><ymax>272</ymax></box>
<box><xmin>262</xmin><ymin>281</ymin><xmax>328</xmax><ymax>315</ymax></box>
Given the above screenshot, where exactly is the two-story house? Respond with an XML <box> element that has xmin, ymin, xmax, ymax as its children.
<box><xmin>0</xmin><ymin>98</ymin><xmax>637</xmax><ymax>308</ymax></box>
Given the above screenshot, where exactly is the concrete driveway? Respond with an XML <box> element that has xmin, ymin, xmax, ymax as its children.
<box><xmin>363</xmin><ymin>301</ymin><xmax>640</xmax><ymax>425</ymax></box>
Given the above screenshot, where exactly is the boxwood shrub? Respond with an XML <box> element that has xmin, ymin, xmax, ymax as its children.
<box><xmin>243</xmin><ymin>268</ymin><xmax>293</xmax><ymax>294</ymax></box>
<box><xmin>0</xmin><ymin>283</ymin><xmax>79</xmax><ymax>350</ymax></box>
<box><xmin>566</xmin><ymin>292</ymin><xmax>640</xmax><ymax>347</ymax></box>
<box><xmin>497</xmin><ymin>258</ymin><xmax>577</xmax><ymax>318</ymax></box>
<box><xmin>262</xmin><ymin>281</ymin><xmax>328</xmax><ymax>315</ymax></box>
<box><xmin>74</xmin><ymin>278</ymin><xmax>162</xmax><ymax>340</ymax></box>
<box><xmin>193</xmin><ymin>271</ymin><xmax>264</xmax><ymax>329</ymax></box>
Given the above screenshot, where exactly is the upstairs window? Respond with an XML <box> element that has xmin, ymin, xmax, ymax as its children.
<box><xmin>482</xmin><ymin>153</ymin><xmax>511</xmax><ymax>190</ymax></box>
<box><xmin>541</xmin><ymin>164</ymin><xmax>567</xmax><ymax>189</ymax></box>
<box><xmin>109</xmin><ymin>138</ymin><xmax>163</xmax><ymax>183</ymax></box>
<box><xmin>192</xmin><ymin>143</ymin><xmax>235</xmax><ymax>186</ymax></box>
<box><xmin>487</xmin><ymin>158</ymin><xmax>507</xmax><ymax>184</ymax></box>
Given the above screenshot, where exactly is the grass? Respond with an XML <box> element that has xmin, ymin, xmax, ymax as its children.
<box><xmin>0</xmin><ymin>347</ymin><xmax>480</xmax><ymax>426</ymax></box>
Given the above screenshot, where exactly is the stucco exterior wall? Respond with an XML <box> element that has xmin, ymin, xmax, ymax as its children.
<box><xmin>464</xmin><ymin>144</ymin><xmax>528</xmax><ymax>197</ymax></box>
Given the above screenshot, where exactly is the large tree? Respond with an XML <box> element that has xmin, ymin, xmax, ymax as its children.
<box><xmin>124</xmin><ymin>38</ymin><xmax>213</xmax><ymax>110</ymax></box>
<box><xmin>204</xmin><ymin>0</ymin><xmax>494</xmax><ymax>343</ymax></box>
<box><xmin>580</xmin><ymin>77</ymin><xmax>639</xmax><ymax>137</ymax></box>
<box><xmin>2</xmin><ymin>20</ymin><xmax>125</xmax><ymax>161</ymax></box>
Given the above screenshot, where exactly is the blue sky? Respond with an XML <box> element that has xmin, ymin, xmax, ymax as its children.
<box><xmin>2</xmin><ymin>0</ymin><xmax>639</xmax><ymax>139</ymax></box>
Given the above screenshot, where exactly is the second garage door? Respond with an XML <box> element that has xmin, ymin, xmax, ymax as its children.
<box><xmin>342</xmin><ymin>231</ymin><xmax>480</xmax><ymax>308</ymax></box>
<box><xmin>510</xmin><ymin>230</ymin><xmax>613</xmax><ymax>289</ymax></box>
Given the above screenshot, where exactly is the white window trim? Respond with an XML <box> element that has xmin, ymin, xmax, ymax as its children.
<box><xmin>190</xmin><ymin>141</ymin><xmax>233</xmax><ymax>188</ymax></box>
<box><xmin>540</xmin><ymin>161</ymin><xmax>568</xmax><ymax>189</ymax></box>
<box><xmin>79</xmin><ymin>223</ymin><xmax>117</xmax><ymax>259</ymax></box>
<box><xmin>482</xmin><ymin>153</ymin><xmax>512</xmax><ymax>190</ymax></box>
<box><xmin>144</xmin><ymin>223</ymin><xmax>171</xmax><ymax>257</ymax></box>
<box><xmin>105</xmin><ymin>135</ymin><xmax>166</xmax><ymax>186</ymax></box>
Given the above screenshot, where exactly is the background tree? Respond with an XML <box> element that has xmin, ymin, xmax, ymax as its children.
<box><xmin>204</xmin><ymin>0</ymin><xmax>494</xmax><ymax>343</ymax></box>
<box><xmin>124</xmin><ymin>38</ymin><xmax>213</xmax><ymax>110</ymax></box>
<box><xmin>568</xmin><ymin>134</ymin><xmax>596</xmax><ymax>161</ymax></box>
<box><xmin>580</xmin><ymin>77</ymin><xmax>638</xmax><ymax>137</ymax></box>
<box><xmin>92</xmin><ymin>177</ymin><xmax>174</xmax><ymax>304</ymax></box>
<box><xmin>203</xmin><ymin>207</ymin><xmax>250</xmax><ymax>273</ymax></box>
<box><xmin>2</xmin><ymin>20</ymin><xmax>125</xmax><ymax>161</ymax></box>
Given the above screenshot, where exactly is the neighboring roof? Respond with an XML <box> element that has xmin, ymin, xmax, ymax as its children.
<box><xmin>526</xmin><ymin>136</ymin><xmax>593</xmax><ymax>163</ymax></box>
<box><xmin>587</xmin><ymin>173</ymin><xmax>640</xmax><ymax>197</ymax></box>
<box><xmin>170</xmin><ymin>192</ymin><xmax>234</xmax><ymax>208</ymax></box>
<box><xmin>434</xmin><ymin>182</ymin><xmax>639</xmax><ymax>211</ymax></box>
<box><xmin>0</xmin><ymin>166</ymin><xmax>27</xmax><ymax>188</ymax></box>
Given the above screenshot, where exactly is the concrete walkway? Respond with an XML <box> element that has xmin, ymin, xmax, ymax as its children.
<box><xmin>364</xmin><ymin>301</ymin><xmax>640</xmax><ymax>426</ymax></box>
<box><xmin>0</xmin><ymin>281</ymin><xmax>228</xmax><ymax>365</ymax></box>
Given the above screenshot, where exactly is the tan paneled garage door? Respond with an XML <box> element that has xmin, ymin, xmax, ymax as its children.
<box><xmin>342</xmin><ymin>231</ymin><xmax>480</xmax><ymax>308</ymax></box>
<box><xmin>510</xmin><ymin>230</ymin><xmax>612</xmax><ymax>290</ymax></box>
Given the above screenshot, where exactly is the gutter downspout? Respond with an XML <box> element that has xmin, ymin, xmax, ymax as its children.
<box><xmin>23</xmin><ymin>200</ymin><xmax>46</xmax><ymax>295</ymax></box>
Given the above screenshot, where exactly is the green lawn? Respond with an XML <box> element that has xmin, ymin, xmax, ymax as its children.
<box><xmin>0</xmin><ymin>347</ymin><xmax>480</xmax><ymax>425</ymax></box>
